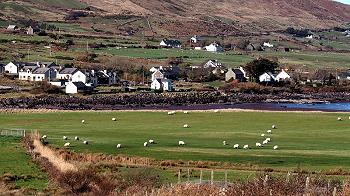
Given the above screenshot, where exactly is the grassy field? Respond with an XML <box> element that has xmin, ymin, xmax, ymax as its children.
<box><xmin>0</xmin><ymin>136</ymin><xmax>47</xmax><ymax>190</ymax></box>
<box><xmin>1</xmin><ymin>111</ymin><xmax>350</xmax><ymax>172</ymax></box>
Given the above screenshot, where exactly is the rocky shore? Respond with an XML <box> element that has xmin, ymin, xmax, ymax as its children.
<box><xmin>0</xmin><ymin>92</ymin><xmax>349</xmax><ymax>110</ymax></box>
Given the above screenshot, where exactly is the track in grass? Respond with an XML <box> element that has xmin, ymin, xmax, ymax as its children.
<box><xmin>1</xmin><ymin>111</ymin><xmax>350</xmax><ymax>171</ymax></box>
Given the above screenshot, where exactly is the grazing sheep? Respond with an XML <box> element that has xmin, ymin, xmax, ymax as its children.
<box><xmin>64</xmin><ymin>142</ymin><xmax>70</xmax><ymax>147</ymax></box>
<box><xmin>81</xmin><ymin>120</ymin><xmax>85</xmax><ymax>124</ymax></box>
<box><xmin>267</xmin><ymin>130</ymin><xmax>272</xmax><ymax>134</ymax></box>
<box><xmin>261</xmin><ymin>134</ymin><xmax>265</xmax><ymax>137</ymax></box>
<box><xmin>116</xmin><ymin>144</ymin><xmax>121</xmax><ymax>148</ymax></box>
<box><xmin>178</xmin><ymin>141</ymin><xmax>185</xmax><ymax>146</ymax></box>
<box><xmin>167</xmin><ymin>111</ymin><xmax>176</xmax><ymax>115</ymax></box>
<box><xmin>256</xmin><ymin>143</ymin><xmax>262</xmax><ymax>147</ymax></box>
<box><xmin>83</xmin><ymin>141</ymin><xmax>88</xmax><ymax>145</ymax></box>
<box><xmin>183</xmin><ymin>124</ymin><xmax>189</xmax><ymax>128</ymax></box>
<box><xmin>243</xmin><ymin>145</ymin><xmax>249</xmax><ymax>149</ymax></box>
<box><xmin>214</xmin><ymin>109</ymin><xmax>219</xmax><ymax>113</ymax></box>
<box><xmin>266</xmin><ymin>138</ymin><xmax>271</xmax><ymax>142</ymax></box>
<box><xmin>42</xmin><ymin>135</ymin><xmax>47</xmax><ymax>139</ymax></box>
<box><xmin>75</xmin><ymin>136</ymin><xmax>79</xmax><ymax>141</ymax></box>
<box><xmin>184</xmin><ymin>111</ymin><xmax>189</xmax><ymax>114</ymax></box>
<box><xmin>112</xmin><ymin>118</ymin><xmax>116</xmax><ymax>121</ymax></box>
<box><xmin>223</xmin><ymin>141</ymin><xmax>227</xmax><ymax>146</ymax></box>
<box><xmin>233</xmin><ymin>144</ymin><xmax>239</xmax><ymax>149</ymax></box>
<box><xmin>263</xmin><ymin>140</ymin><xmax>268</xmax><ymax>145</ymax></box>
<box><xmin>338</xmin><ymin>117</ymin><xmax>342</xmax><ymax>121</ymax></box>
<box><xmin>273</xmin><ymin>145</ymin><xmax>279</xmax><ymax>150</ymax></box>
<box><xmin>63</xmin><ymin>136</ymin><xmax>68</xmax><ymax>140</ymax></box>
<box><xmin>149</xmin><ymin>139</ymin><xmax>155</xmax><ymax>144</ymax></box>
<box><xmin>144</xmin><ymin>142</ymin><xmax>148</xmax><ymax>147</ymax></box>
<box><xmin>272</xmin><ymin>125</ymin><xmax>277</xmax><ymax>129</ymax></box>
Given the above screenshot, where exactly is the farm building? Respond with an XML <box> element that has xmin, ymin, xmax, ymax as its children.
<box><xmin>203</xmin><ymin>60</ymin><xmax>223</xmax><ymax>69</ymax></box>
<box><xmin>159</xmin><ymin>39</ymin><xmax>182</xmax><ymax>48</ymax></box>
<box><xmin>275</xmin><ymin>69</ymin><xmax>291</xmax><ymax>82</ymax></box>
<box><xmin>151</xmin><ymin>70</ymin><xmax>164</xmax><ymax>81</ymax></box>
<box><xmin>7</xmin><ymin>25</ymin><xmax>18</xmax><ymax>31</ymax></box>
<box><xmin>225</xmin><ymin>68</ymin><xmax>246</xmax><ymax>82</ymax></box>
<box><xmin>27</xmin><ymin>26</ymin><xmax>34</xmax><ymax>35</ymax></box>
<box><xmin>337</xmin><ymin>71</ymin><xmax>350</xmax><ymax>80</ymax></box>
<box><xmin>151</xmin><ymin>79</ymin><xmax>173</xmax><ymax>91</ymax></box>
<box><xmin>259</xmin><ymin>72</ymin><xmax>276</xmax><ymax>83</ymax></box>
<box><xmin>57</xmin><ymin>68</ymin><xmax>78</xmax><ymax>81</ymax></box>
<box><xmin>190</xmin><ymin>35</ymin><xmax>205</xmax><ymax>43</ymax></box>
<box><xmin>65</xmin><ymin>82</ymin><xmax>92</xmax><ymax>94</ymax></box>
<box><xmin>205</xmin><ymin>43</ymin><xmax>223</xmax><ymax>52</ymax></box>
<box><xmin>263</xmin><ymin>42</ymin><xmax>274</xmax><ymax>48</ymax></box>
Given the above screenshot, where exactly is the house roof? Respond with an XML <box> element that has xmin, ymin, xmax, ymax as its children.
<box><xmin>20</xmin><ymin>66</ymin><xmax>38</xmax><ymax>72</ymax></box>
<box><xmin>32</xmin><ymin>68</ymin><xmax>50</xmax><ymax>74</ymax></box>
<box><xmin>231</xmin><ymin>68</ymin><xmax>244</xmax><ymax>75</ymax></box>
<box><xmin>59</xmin><ymin>68</ymin><xmax>78</xmax><ymax>74</ymax></box>
<box><xmin>338</xmin><ymin>72</ymin><xmax>350</xmax><ymax>78</ymax></box>
<box><xmin>162</xmin><ymin>39</ymin><xmax>181</xmax><ymax>46</ymax></box>
<box><xmin>72</xmin><ymin>82</ymin><xmax>87</xmax><ymax>89</ymax></box>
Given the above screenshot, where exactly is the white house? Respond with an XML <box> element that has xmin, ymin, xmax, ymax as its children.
<box><xmin>205</xmin><ymin>43</ymin><xmax>223</xmax><ymax>52</ymax></box>
<box><xmin>190</xmin><ymin>35</ymin><xmax>205</xmax><ymax>43</ymax></box>
<box><xmin>18</xmin><ymin>66</ymin><xmax>38</xmax><ymax>80</ymax></box>
<box><xmin>57</xmin><ymin>68</ymin><xmax>78</xmax><ymax>80</ymax></box>
<box><xmin>31</xmin><ymin>68</ymin><xmax>56</xmax><ymax>82</ymax></box>
<box><xmin>263</xmin><ymin>42</ymin><xmax>274</xmax><ymax>48</ymax></box>
<box><xmin>65</xmin><ymin>82</ymin><xmax>91</xmax><ymax>94</ymax></box>
<box><xmin>151</xmin><ymin>79</ymin><xmax>173</xmax><ymax>91</ymax></box>
<box><xmin>7</xmin><ymin>25</ymin><xmax>18</xmax><ymax>31</ymax></box>
<box><xmin>5</xmin><ymin>62</ymin><xmax>20</xmax><ymax>74</ymax></box>
<box><xmin>275</xmin><ymin>69</ymin><xmax>291</xmax><ymax>82</ymax></box>
<box><xmin>151</xmin><ymin>70</ymin><xmax>164</xmax><ymax>81</ymax></box>
<box><xmin>203</xmin><ymin>60</ymin><xmax>223</xmax><ymax>69</ymax></box>
<box><xmin>259</xmin><ymin>72</ymin><xmax>276</xmax><ymax>83</ymax></box>
<box><xmin>306</xmin><ymin>35</ymin><xmax>313</xmax><ymax>39</ymax></box>
<box><xmin>159</xmin><ymin>39</ymin><xmax>181</xmax><ymax>48</ymax></box>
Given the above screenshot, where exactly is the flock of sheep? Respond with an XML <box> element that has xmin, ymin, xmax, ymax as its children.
<box><xmin>41</xmin><ymin>110</ymin><xmax>282</xmax><ymax>151</ymax></box>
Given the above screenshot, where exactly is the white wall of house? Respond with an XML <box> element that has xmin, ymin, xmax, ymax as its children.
<box><xmin>275</xmin><ymin>70</ymin><xmax>291</xmax><ymax>82</ymax></box>
<box><xmin>18</xmin><ymin>70</ymin><xmax>32</xmax><ymax>80</ymax></box>
<box><xmin>5</xmin><ymin>62</ymin><xmax>18</xmax><ymax>74</ymax></box>
<box><xmin>65</xmin><ymin>82</ymin><xmax>78</xmax><ymax>94</ymax></box>
<box><xmin>162</xmin><ymin>80</ymin><xmax>172</xmax><ymax>91</ymax></box>
<box><xmin>259</xmin><ymin>73</ymin><xmax>275</xmax><ymax>82</ymax></box>
<box><xmin>205</xmin><ymin>43</ymin><xmax>223</xmax><ymax>52</ymax></box>
<box><xmin>72</xmin><ymin>71</ymin><xmax>87</xmax><ymax>83</ymax></box>
<box><xmin>151</xmin><ymin>80</ymin><xmax>162</xmax><ymax>90</ymax></box>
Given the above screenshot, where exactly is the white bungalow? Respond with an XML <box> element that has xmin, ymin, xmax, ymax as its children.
<box><xmin>65</xmin><ymin>82</ymin><xmax>91</xmax><ymax>94</ymax></box>
<box><xmin>151</xmin><ymin>79</ymin><xmax>173</xmax><ymax>91</ymax></box>
<box><xmin>275</xmin><ymin>69</ymin><xmax>291</xmax><ymax>82</ymax></box>
<box><xmin>205</xmin><ymin>43</ymin><xmax>223</xmax><ymax>52</ymax></box>
<box><xmin>263</xmin><ymin>42</ymin><xmax>274</xmax><ymax>48</ymax></box>
<box><xmin>259</xmin><ymin>72</ymin><xmax>276</xmax><ymax>83</ymax></box>
<box><xmin>5</xmin><ymin>62</ymin><xmax>20</xmax><ymax>74</ymax></box>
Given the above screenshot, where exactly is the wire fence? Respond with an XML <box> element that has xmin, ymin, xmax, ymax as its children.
<box><xmin>0</xmin><ymin>128</ymin><xmax>26</xmax><ymax>137</ymax></box>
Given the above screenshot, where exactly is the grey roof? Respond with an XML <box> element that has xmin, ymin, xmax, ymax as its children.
<box><xmin>338</xmin><ymin>72</ymin><xmax>350</xmax><ymax>78</ymax></box>
<box><xmin>32</xmin><ymin>68</ymin><xmax>50</xmax><ymax>74</ymax></box>
<box><xmin>72</xmin><ymin>82</ymin><xmax>86</xmax><ymax>89</ymax></box>
<box><xmin>162</xmin><ymin>39</ymin><xmax>181</xmax><ymax>46</ymax></box>
<box><xmin>59</xmin><ymin>68</ymin><xmax>78</xmax><ymax>74</ymax></box>
<box><xmin>13</xmin><ymin>62</ymin><xmax>37</xmax><ymax>67</ymax></box>
<box><xmin>232</xmin><ymin>69</ymin><xmax>244</xmax><ymax>75</ymax></box>
<box><xmin>21</xmin><ymin>66</ymin><xmax>38</xmax><ymax>72</ymax></box>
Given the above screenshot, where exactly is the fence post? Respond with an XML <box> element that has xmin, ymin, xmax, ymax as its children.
<box><xmin>178</xmin><ymin>170</ymin><xmax>181</xmax><ymax>184</ymax></box>
<box><xmin>328</xmin><ymin>179</ymin><xmax>331</xmax><ymax>190</ymax></box>
<box><xmin>263</xmin><ymin>175</ymin><xmax>269</xmax><ymax>187</ymax></box>
<box><xmin>332</xmin><ymin>187</ymin><xmax>337</xmax><ymax>196</ymax></box>
<box><xmin>199</xmin><ymin>170</ymin><xmax>203</xmax><ymax>184</ymax></box>
<box><xmin>305</xmin><ymin>177</ymin><xmax>310</xmax><ymax>194</ymax></box>
<box><xmin>211</xmin><ymin>170</ymin><xmax>214</xmax><ymax>185</ymax></box>
<box><xmin>286</xmin><ymin>171</ymin><xmax>291</xmax><ymax>183</ymax></box>
<box><xmin>187</xmin><ymin>168</ymin><xmax>190</xmax><ymax>183</ymax></box>
<box><xmin>224</xmin><ymin>170</ymin><xmax>228</xmax><ymax>187</ymax></box>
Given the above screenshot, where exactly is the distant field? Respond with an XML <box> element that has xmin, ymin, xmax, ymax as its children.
<box><xmin>0</xmin><ymin>136</ymin><xmax>47</xmax><ymax>190</ymax></box>
<box><xmin>1</xmin><ymin>111</ymin><xmax>350</xmax><ymax>172</ymax></box>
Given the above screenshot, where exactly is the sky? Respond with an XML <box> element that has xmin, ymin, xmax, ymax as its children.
<box><xmin>335</xmin><ymin>0</ymin><xmax>350</xmax><ymax>4</ymax></box>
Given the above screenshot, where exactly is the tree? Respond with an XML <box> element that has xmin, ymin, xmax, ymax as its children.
<box><xmin>244</xmin><ymin>58</ymin><xmax>278</xmax><ymax>82</ymax></box>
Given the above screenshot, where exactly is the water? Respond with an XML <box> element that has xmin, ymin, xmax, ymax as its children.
<box><xmin>279</xmin><ymin>102</ymin><xmax>350</xmax><ymax>112</ymax></box>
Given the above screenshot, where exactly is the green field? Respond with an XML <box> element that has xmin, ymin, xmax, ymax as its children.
<box><xmin>1</xmin><ymin>111</ymin><xmax>350</xmax><ymax>172</ymax></box>
<box><xmin>0</xmin><ymin>136</ymin><xmax>48</xmax><ymax>190</ymax></box>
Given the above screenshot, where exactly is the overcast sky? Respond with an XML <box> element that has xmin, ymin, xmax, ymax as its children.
<box><xmin>335</xmin><ymin>0</ymin><xmax>350</xmax><ymax>4</ymax></box>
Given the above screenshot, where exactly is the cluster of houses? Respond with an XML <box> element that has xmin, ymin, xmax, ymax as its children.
<box><xmin>6</xmin><ymin>25</ymin><xmax>35</xmax><ymax>35</ymax></box>
<box><xmin>2</xmin><ymin>61</ymin><xmax>118</xmax><ymax>94</ymax></box>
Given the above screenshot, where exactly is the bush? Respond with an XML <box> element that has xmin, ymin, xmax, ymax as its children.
<box><xmin>30</xmin><ymin>82</ymin><xmax>61</xmax><ymax>94</ymax></box>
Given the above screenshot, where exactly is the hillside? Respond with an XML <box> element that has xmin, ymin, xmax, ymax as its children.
<box><xmin>0</xmin><ymin>0</ymin><xmax>350</xmax><ymax>36</ymax></box>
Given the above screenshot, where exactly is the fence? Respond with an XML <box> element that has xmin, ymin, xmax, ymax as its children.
<box><xmin>0</xmin><ymin>129</ymin><xmax>26</xmax><ymax>137</ymax></box>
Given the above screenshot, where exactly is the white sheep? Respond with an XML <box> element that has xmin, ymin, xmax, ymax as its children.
<box><xmin>144</xmin><ymin>142</ymin><xmax>148</xmax><ymax>147</ymax></box>
<box><xmin>263</xmin><ymin>140</ymin><xmax>268</xmax><ymax>145</ymax></box>
<box><xmin>243</xmin><ymin>145</ymin><xmax>249</xmax><ymax>149</ymax></box>
<box><xmin>256</xmin><ymin>143</ymin><xmax>262</xmax><ymax>147</ymax></box>
<box><xmin>83</xmin><ymin>140</ymin><xmax>88</xmax><ymax>145</ymax></box>
<box><xmin>272</xmin><ymin>125</ymin><xmax>277</xmax><ymax>129</ymax></box>
<box><xmin>183</xmin><ymin>124</ymin><xmax>189</xmax><ymax>128</ymax></box>
<box><xmin>81</xmin><ymin>120</ymin><xmax>85</xmax><ymax>124</ymax></box>
<box><xmin>42</xmin><ymin>135</ymin><xmax>47</xmax><ymax>139</ymax></box>
<box><xmin>167</xmin><ymin>111</ymin><xmax>176</xmax><ymax>115</ymax></box>
<box><xmin>266</xmin><ymin>138</ymin><xmax>271</xmax><ymax>142</ymax></box>
<box><xmin>112</xmin><ymin>118</ymin><xmax>117</xmax><ymax>121</ymax></box>
<box><xmin>261</xmin><ymin>134</ymin><xmax>265</xmax><ymax>137</ymax></box>
<box><xmin>267</xmin><ymin>130</ymin><xmax>272</xmax><ymax>134</ymax></box>
<box><xmin>214</xmin><ymin>109</ymin><xmax>219</xmax><ymax>113</ymax></box>
<box><xmin>338</xmin><ymin>117</ymin><xmax>342</xmax><ymax>121</ymax></box>
<box><xmin>184</xmin><ymin>111</ymin><xmax>189</xmax><ymax>114</ymax></box>
<box><xmin>64</xmin><ymin>142</ymin><xmax>70</xmax><ymax>147</ymax></box>
<box><xmin>223</xmin><ymin>141</ymin><xmax>227</xmax><ymax>146</ymax></box>
<box><xmin>116</xmin><ymin>144</ymin><xmax>122</xmax><ymax>148</ymax></box>
<box><xmin>178</xmin><ymin>141</ymin><xmax>185</xmax><ymax>146</ymax></box>
<box><xmin>233</xmin><ymin>144</ymin><xmax>239</xmax><ymax>149</ymax></box>
<box><xmin>273</xmin><ymin>145</ymin><xmax>279</xmax><ymax>150</ymax></box>
<box><xmin>75</xmin><ymin>136</ymin><xmax>79</xmax><ymax>141</ymax></box>
<box><xmin>63</xmin><ymin>136</ymin><xmax>68</xmax><ymax>140</ymax></box>
<box><xmin>149</xmin><ymin>139</ymin><xmax>155</xmax><ymax>144</ymax></box>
